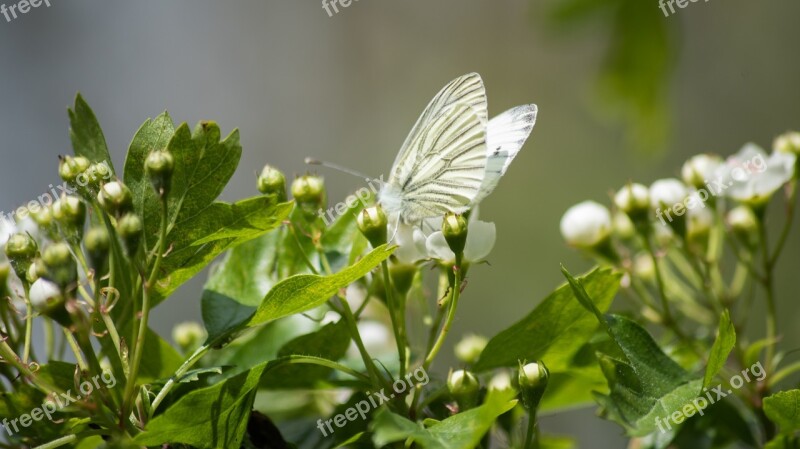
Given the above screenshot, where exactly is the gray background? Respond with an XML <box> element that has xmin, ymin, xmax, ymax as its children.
<box><xmin>1</xmin><ymin>1</ymin><xmax>799</xmax><ymax>447</ymax></box>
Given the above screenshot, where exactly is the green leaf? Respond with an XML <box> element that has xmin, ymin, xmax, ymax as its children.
<box><xmin>260</xmin><ymin>320</ymin><xmax>351</xmax><ymax>389</ymax></box>
<box><xmin>704</xmin><ymin>310</ymin><xmax>736</xmax><ymax>388</ymax></box>
<box><xmin>126</xmin><ymin>324</ymin><xmax>183</xmax><ymax>383</ymax></box>
<box><xmin>69</xmin><ymin>94</ymin><xmax>115</xmax><ymax>172</ymax></box>
<box><xmin>592</xmin><ymin>314</ymin><xmax>701</xmax><ymax>437</ymax></box>
<box><xmin>123</xmin><ymin>112</ymin><xmax>176</xmax><ymax>252</ymax></box>
<box><xmin>766</xmin><ymin>435</ymin><xmax>800</xmax><ymax>449</ymax></box>
<box><xmin>191</xmin><ymin>198</ymin><xmax>294</xmax><ymax>246</ymax></box>
<box><xmin>247</xmin><ymin>244</ymin><xmax>395</xmax><ymax>327</ymax></box>
<box><xmin>134</xmin><ymin>363</ymin><xmax>267</xmax><ymax>448</ymax></box>
<box><xmin>371</xmin><ymin>389</ymin><xmax>517</xmax><ymax>449</ymax></box>
<box><xmin>764</xmin><ymin>390</ymin><xmax>800</xmax><ymax>434</ymax></box>
<box><xmin>474</xmin><ymin>267</ymin><xmax>620</xmax><ymax>372</ymax></box>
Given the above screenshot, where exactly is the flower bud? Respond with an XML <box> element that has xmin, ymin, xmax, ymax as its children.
<box><xmin>26</xmin><ymin>258</ymin><xmax>47</xmax><ymax>284</ymax></box>
<box><xmin>454</xmin><ymin>334</ymin><xmax>488</xmax><ymax>364</ymax></box>
<box><xmin>650</xmin><ymin>179</ymin><xmax>689</xmax><ymax>237</ymax></box>
<box><xmin>5</xmin><ymin>232</ymin><xmax>38</xmax><ymax>283</ymax></box>
<box><xmin>117</xmin><ymin>213</ymin><xmax>143</xmax><ymax>257</ymax></box>
<box><xmin>442</xmin><ymin>213</ymin><xmax>468</xmax><ymax>256</ymax></box>
<box><xmin>85</xmin><ymin>162</ymin><xmax>113</xmax><ymax>191</ymax></box>
<box><xmin>447</xmin><ymin>369</ymin><xmax>481</xmax><ymax>410</ymax></box>
<box><xmin>612</xmin><ymin>211</ymin><xmax>635</xmax><ymax>240</ymax></box>
<box><xmin>291</xmin><ymin>175</ymin><xmax>325</xmax><ymax>205</ymax></box>
<box><xmin>58</xmin><ymin>155</ymin><xmax>91</xmax><ymax>184</ymax></box>
<box><xmin>614</xmin><ymin>183</ymin><xmax>650</xmax><ymax>224</ymax></box>
<box><xmin>42</xmin><ymin>243</ymin><xmax>77</xmax><ymax>289</ymax></box>
<box><xmin>145</xmin><ymin>150</ymin><xmax>175</xmax><ymax>196</ymax></box>
<box><xmin>52</xmin><ymin>196</ymin><xmax>86</xmax><ymax>238</ymax></box>
<box><xmin>518</xmin><ymin>361</ymin><xmax>549</xmax><ymax>411</ymax></box>
<box><xmin>357</xmin><ymin>205</ymin><xmax>388</xmax><ymax>248</ymax></box>
<box><xmin>85</xmin><ymin>226</ymin><xmax>110</xmax><ymax>273</ymax></box>
<box><xmin>29</xmin><ymin>278</ymin><xmax>70</xmax><ymax>326</ymax></box>
<box><xmin>31</xmin><ymin>206</ymin><xmax>53</xmax><ymax>228</ymax></box>
<box><xmin>681</xmin><ymin>154</ymin><xmax>723</xmax><ymax>189</ymax></box>
<box><xmin>257</xmin><ymin>165</ymin><xmax>287</xmax><ymax>201</ymax></box>
<box><xmin>389</xmin><ymin>262</ymin><xmax>416</xmax><ymax>296</ymax></box>
<box><xmin>560</xmin><ymin>201</ymin><xmax>612</xmax><ymax>249</ymax></box>
<box><xmin>632</xmin><ymin>253</ymin><xmax>655</xmax><ymax>281</ymax></box>
<box><xmin>487</xmin><ymin>371</ymin><xmax>513</xmax><ymax>392</ymax></box>
<box><xmin>97</xmin><ymin>182</ymin><xmax>133</xmax><ymax>217</ymax></box>
<box><xmin>727</xmin><ymin>206</ymin><xmax>758</xmax><ymax>248</ymax></box>
<box><xmin>172</xmin><ymin>321</ymin><xmax>207</xmax><ymax>352</ymax></box>
<box><xmin>774</xmin><ymin>131</ymin><xmax>800</xmax><ymax>155</ymax></box>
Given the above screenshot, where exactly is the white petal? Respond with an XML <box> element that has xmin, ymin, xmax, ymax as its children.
<box><xmin>464</xmin><ymin>220</ymin><xmax>496</xmax><ymax>261</ymax></box>
<box><xmin>425</xmin><ymin>231</ymin><xmax>456</xmax><ymax>262</ymax></box>
<box><xmin>29</xmin><ymin>279</ymin><xmax>61</xmax><ymax>310</ymax></box>
<box><xmin>394</xmin><ymin>223</ymin><xmax>426</xmax><ymax>263</ymax></box>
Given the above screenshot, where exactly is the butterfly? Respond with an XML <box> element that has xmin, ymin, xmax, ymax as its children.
<box><xmin>378</xmin><ymin>73</ymin><xmax>537</xmax><ymax>226</ymax></box>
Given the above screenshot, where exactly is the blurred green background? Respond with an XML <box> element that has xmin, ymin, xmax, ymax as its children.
<box><xmin>1</xmin><ymin>0</ymin><xmax>798</xmax><ymax>446</ymax></box>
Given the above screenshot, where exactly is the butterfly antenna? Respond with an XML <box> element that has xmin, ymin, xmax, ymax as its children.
<box><xmin>305</xmin><ymin>158</ymin><xmax>382</xmax><ymax>185</ymax></box>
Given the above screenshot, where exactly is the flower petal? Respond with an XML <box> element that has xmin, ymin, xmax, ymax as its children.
<box><xmin>426</xmin><ymin>231</ymin><xmax>456</xmax><ymax>262</ymax></box>
<box><xmin>464</xmin><ymin>220</ymin><xmax>496</xmax><ymax>261</ymax></box>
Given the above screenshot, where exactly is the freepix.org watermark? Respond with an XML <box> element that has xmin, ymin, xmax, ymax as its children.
<box><xmin>321</xmin><ymin>0</ymin><xmax>360</xmax><ymax>17</ymax></box>
<box><xmin>0</xmin><ymin>160</ymin><xmax>112</xmax><ymax>227</ymax></box>
<box><xmin>316</xmin><ymin>366</ymin><xmax>430</xmax><ymax>437</ymax></box>
<box><xmin>2</xmin><ymin>370</ymin><xmax>116</xmax><ymax>436</ymax></box>
<box><xmin>1</xmin><ymin>0</ymin><xmax>50</xmax><ymax>23</ymax></box>
<box><xmin>658</xmin><ymin>0</ymin><xmax>710</xmax><ymax>18</ymax></box>
<box><xmin>654</xmin><ymin>361</ymin><xmax>766</xmax><ymax>433</ymax></box>
<box><xmin>655</xmin><ymin>152</ymin><xmax>766</xmax><ymax>226</ymax></box>
<box><xmin>317</xmin><ymin>175</ymin><xmax>383</xmax><ymax>226</ymax></box>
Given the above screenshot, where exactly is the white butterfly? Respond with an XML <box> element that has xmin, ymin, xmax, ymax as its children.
<box><xmin>379</xmin><ymin>73</ymin><xmax>537</xmax><ymax>225</ymax></box>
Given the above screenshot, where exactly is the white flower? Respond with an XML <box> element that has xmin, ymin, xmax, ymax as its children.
<box><xmin>682</xmin><ymin>154</ymin><xmax>723</xmax><ymax>188</ymax></box>
<box><xmin>425</xmin><ymin>219</ymin><xmax>496</xmax><ymax>264</ymax></box>
<box><xmin>614</xmin><ymin>183</ymin><xmax>649</xmax><ymax>215</ymax></box>
<box><xmin>559</xmin><ymin>201</ymin><xmax>612</xmax><ymax>248</ymax></box>
<box><xmin>29</xmin><ymin>278</ymin><xmax>61</xmax><ymax>310</ymax></box>
<box><xmin>649</xmin><ymin>178</ymin><xmax>689</xmax><ymax>210</ymax></box>
<box><xmin>720</xmin><ymin>143</ymin><xmax>796</xmax><ymax>205</ymax></box>
<box><xmin>393</xmin><ymin>223</ymin><xmax>429</xmax><ymax>264</ymax></box>
<box><xmin>0</xmin><ymin>216</ymin><xmax>16</xmax><ymax>249</ymax></box>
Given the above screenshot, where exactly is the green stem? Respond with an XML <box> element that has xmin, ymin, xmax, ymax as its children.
<box><xmin>22</xmin><ymin>282</ymin><xmax>32</xmax><ymax>363</ymax></box>
<box><xmin>32</xmin><ymin>434</ymin><xmax>77</xmax><ymax>449</ymax></box>
<box><xmin>339</xmin><ymin>296</ymin><xmax>383</xmax><ymax>389</ymax></box>
<box><xmin>63</xmin><ymin>328</ymin><xmax>88</xmax><ymax>371</ymax></box>
<box><xmin>770</xmin><ymin>179</ymin><xmax>797</xmax><ymax>266</ymax></box>
<box><xmin>381</xmin><ymin>260</ymin><xmax>407</xmax><ymax>378</ymax></box>
<box><xmin>423</xmin><ymin>255</ymin><xmax>463</xmax><ymax>369</ymax></box>
<box><xmin>523</xmin><ymin>410</ymin><xmax>539</xmax><ymax>449</ymax></box>
<box><xmin>150</xmin><ymin>344</ymin><xmax>210</xmax><ymax>414</ymax></box>
<box><xmin>758</xmin><ymin>219</ymin><xmax>777</xmax><ymax>374</ymax></box>
<box><xmin>289</xmin><ymin>223</ymin><xmax>319</xmax><ymax>275</ymax></box>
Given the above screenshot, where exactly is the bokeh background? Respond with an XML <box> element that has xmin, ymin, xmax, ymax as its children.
<box><xmin>1</xmin><ymin>0</ymin><xmax>798</xmax><ymax>446</ymax></box>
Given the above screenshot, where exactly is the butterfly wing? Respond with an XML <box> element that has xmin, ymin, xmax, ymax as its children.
<box><xmin>390</xmin><ymin>73</ymin><xmax>487</xmax><ymax>174</ymax></box>
<box><xmin>471</xmin><ymin>104</ymin><xmax>537</xmax><ymax>205</ymax></box>
<box><xmin>384</xmin><ymin>102</ymin><xmax>488</xmax><ymax>223</ymax></box>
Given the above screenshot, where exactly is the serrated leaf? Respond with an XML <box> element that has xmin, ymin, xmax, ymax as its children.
<box><xmin>704</xmin><ymin>310</ymin><xmax>736</xmax><ymax>388</ymax></box>
<box><xmin>69</xmin><ymin>94</ymin><xmax>115</xmax><ymax>172</ymax></box>
<box><xmin>474</xmin><ymin>268</ymin><xmax>620</xmax><ymax>372</ymax></box>
<box><xmin>247</xmin><ymin>244</ymin><xmax>395</xmax><ymax>327</ymax></box>
<box><xmin>260</xmin><ymin>321</ymin><xmax>351</xmax><ymax>389</ymax></box>
<box><xmin>134</xmin><ymin>363</ymin><xmax>266</xmax><ymax>448</ymax></box>
<box><xmin>765</xmin><ymin>390</ymin><xmax>800</xmax><ymax>434</ymax></box>
<box><xmin>371</xmin><ymin>389</ymin><xmax>517</xmax><ymax>449</ymax></box>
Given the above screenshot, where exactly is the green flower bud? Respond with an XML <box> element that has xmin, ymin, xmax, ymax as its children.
<box><xmin>518</xmin><ymin>361</ymin><xmax>549</xmax><ymax>411</ymax></box>
<box><xmin>52</xmin><ymin>196</ymin><xmax>86</xmax><ymax>238</ymax></box>
<box><xmin>5</xmin><ymin>232</ymin><xmax>38</xmax><ymax>282</ymax></box>
<box><xmin>681</xmin><ymin>154</ymin><xmax>723</xmax><ymax>189</ymax></box>
<box><xmin>117</xmin><ymin>213</ymin><xmax>143</xmax><ymax>257</ymax></box>
<box><xmin>291</xmin><ymin>175</ymin><xmax>326</xmax><ymax>220</ymax></box>
<box><xmin>85</xmin><ymin>226</ymin><xmax>110</xmax><ymax>273</ymax></box>
<box><xmin>454</xmin><ymin>334</ymin><xmax>488</xmax><ymax>364</ymax></box>
<box><xmin>774</xmin><ymin>131</ymin><xmax>800</xmax><ymax>155</ymax></box>
<box><xmin>97</xmin><ymin>182</ymin><xmax>133</xmax><ymax>217</ymax></box>
<box><xmin>145</xmin><ymin>149</ymin><xmax>175</xmax><ymax>196</ymax></box>
<box><xmin>447</xmin><ymin>369</ymin><xmax>481</xmax><ymax>410</ymax></box>
<box><xmin>442</xmin><ymin>213</ymin><xmax>468</xmax><ymax>256</ymax></box>
<box><xmin>58</xmin><ymin>155</ymin><xmax>91</xmax><ymax>184</ymax></box>
<box><xmin>31</xmin><ymin>205</ymin><xmax>53</xmax><ymax>228</ymax></box>
<box><xmin>357</xmin><ymin>205</ymin><xmax>388</xmax><ymax>248</ymax></box>
<box><xmin>257</xmin><ymin>165</ymin><xmax>287</xmax><ymax>201</ymax></box>
<box><xmin>85</xmin><ymin>162</ymin><xmax>113</xmax><ymax>191</ymax></box>
<box><xmin>172</xmin><ymin>321</ymin><xmax>207</xmax><ymax>352</ymax></box>
<box><xmin>42</xmin><ymin>243</ymin><xmax>77</xmax><ymax>289</ymax></box>
<box><xmin>389</xmin><ymin>262</ymin><xmax>416</xmax><ymax>296</ymax></box>
<box><xmin>26</xmin><ymin>259</ymin><xmax>40</xmax><ymax>284</ymax></box>
<box><xmin>0</xmin><ymin>262</ymin><xmax>9</xmax><ymax>296</ymax></box>
<box><xmin>727</xmin><ymin>206</ymin><xmax>758</xmax><ymax>248</ymax></box>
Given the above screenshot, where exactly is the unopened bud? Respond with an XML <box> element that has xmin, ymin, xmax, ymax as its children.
<box><xmin>52</xmin><ymin>196</ymin><xmax>86</xmax><ymax>238</ymax></box>
<box><xmin>117</xmin><ymin>213</ymin><xmax>143</xmax><ymax>257</ymax></box>
<box><xmin>454</xmin><ymin>334</ymin><xmax>488</xmax><ymax>364</ymax></box>
<box><xmin>774</xmin><ymin>131</ymin><xmax>800</xmax><ymax>155</ymax></box>
<box><xmin>518</xmin><ymin>361</ymin><xmax>549</xmax><ymax>411</ymax></box>
<box><xmin>257</xmin><ymin>165</ymin><xmax>287</xmax><ymax>201</ymax></box>
<box><xmin>291</xmin><ymin>175</ymin><xmax>325</xmax><ymax>205</ymax></box>
<box><xmin>727</xmin><ymin>206</ymin><xmax>758</xmax><ymax>248</ymax></box>
<box><xmin>172</xmin><ymin>321</ymin><xmax>207</xmax><ymax>352</ymax></box>
<box><xmin>560</xmin><ymin>201</ymin><xmax>612</xmax><ymax>249</ymax></box>
<box><xmin>614</xmin><ymin>183</ymin><xmax>650</xmax><ymax>224</ymax></box>
<box><xmin>31</xmin><ymin>206</ymin><xmax>53</xmax><ymax>228</ymax></box>
<box><xmin>42</xmin><ymin>243</ymin><xmax>77</xmax><ymax>289</ymax></box>
<box><xmin>29</xmin><ymin>278</ymin><xmax>70</xmax><ymax>326</ymax></box>
<box><xmin>145</xmin><ymin>150</ymin><xmax>175</xmax><ymax>196</ymax></box>
<box><xmin>447</xmin><ymin>369</ymin><xmax>480</xmax><ymax>410</ymax></box>
<box><xmin>97</xmin><ymin>182</ymin><xmax>133</xmax><ymax>217</ymax></box>
<box><xmin>681</xmin><ymin>154</ymin><xmax>723</xmax><ymax>189</ymax></box>
<box><xmin>442</xmin><ymin>213</ymin><xmax>468</xmax><ymax>256</ymax></box>
<box><xmin>85</xmin><ymin>162</ymin><xmax>113</xmax><ymax>191</ymax></box>
<box><xmin>357</xmin><ymin>205</ymin><xmax>388</xmax><ymax>247</ymax></box>
<box><xmin>5</xmin><ymin>232</ymin><xmax>38</xmax><ymax>282</ymax></box>
<box><xmin>85</xmin><ymin>226</ymin><xmax>110</xmax><ymax>273</ymax></box>
<box><xmin>58</xmin><ymin>155</ymin><xmax>91</xmax><ymax>184</ymax></box>
<box><xmin>389</xmin><ymin>262</ymin><xmax>416</xmax><ymax>296</ymax></box>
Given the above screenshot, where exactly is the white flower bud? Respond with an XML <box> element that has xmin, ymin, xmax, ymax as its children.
<box><xmin>727</xmin><ymin>206</ymin><xmax>757</xmax><ymax>234</ymax></box>
<box><xmin>172</xmin><ymin>322</ymin><xmax>207</xmax><ymax>351</ymax></box>
<box><xmin>774</xmin><ymin>131</ymin><xmax>800</xmax><ymax>155</ymax></box>
<box><xmin>454</xmin><ymin>334</ymin><xmax>488</xmax><ymax>364</ymax></box>
<box><xmin>681</xmin><ymin>154</ymin><xmax>723</xmax><ymax>188</ymax></box>
<box><xmin>649</xmin><ymin>179</ymin><xmax>689</xmax><ymax>210</ymax></box>
<box><xmin>487</xmin><ymin>371</ymin><xmax>513</xmax><ymax>392</ymax></box>
<box><xmin>612</xmin><ymin>212</ymin><xmax>635</xmax><ymax>239</ymax></box>
<box><xmin>29</xmin><ymin>278</ymin><xmax>61</xmax><ymax>310</ymax></box>
<box><xmin>614</xmin><ymin>183</ymin><xmax>650</xmax><ymax>216</ymax></box>
<box><xmin>560</xmin><ymin>201</ymin><xmax>612</xmax><ymax>248</ymax></box>
<box><xmin>633</xmin><ymin>253</ymin><xmax>655</xmax><ymax>281</ymax></box>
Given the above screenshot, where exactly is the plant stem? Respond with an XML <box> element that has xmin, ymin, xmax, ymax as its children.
<box><xmin>22</xmin><ymin>283</ymin><xmax>32</xmax><ymax>363</ymax></box>
<box><xmin>423</xmin><ymin>255</ymin><xmax>463</xmax><ymax>369</ymax></box>
<box><xmin>63</xmin><ymin>328</ymin><xmax>88</xmax><ymax>371</ymax></box>
<box><xmin>381</xmin><ymin>260</ymin><xmax>407</xmax><ymax>378</ymax></box>
<box><xmin>758</xmin><ymin>219</ymin><xmax>777</xmax><ymax>374</ymax></box>
<box><xmin>523</xmin><ymin>410</ymin><xmax>539</xmax><ymax>449</ymax></box>
<box><xmin>339</xmin><ymin>296</ymin><xmax>383</xmax><ymax>389</ymax></box>
<box><xmin>32</xmin><ymin>434</ymin><xmax>77</xmax><ymax>449</ymax></box>
<box><xmin>150</xmin><ymin>343</ymin><xmax>210</xmax><ymax>414</ymax></box>
<box><xmin>770</xmin><ymin>179</ymin><xmax>797</xmax><ymax>266</ymax></box>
